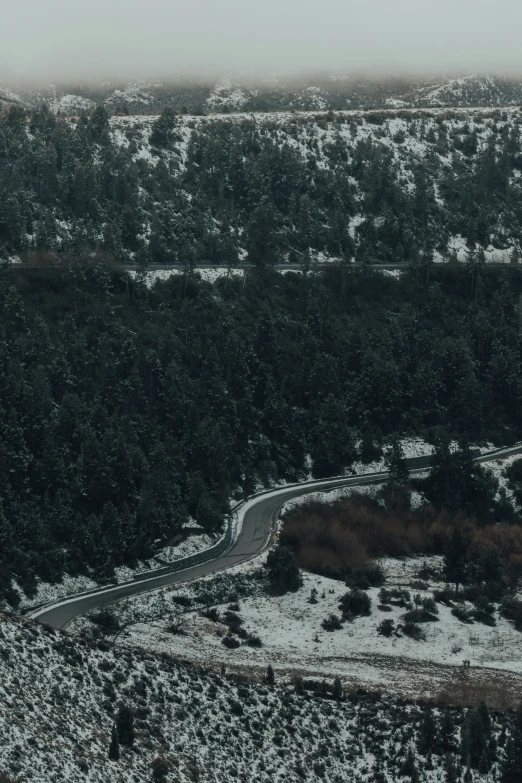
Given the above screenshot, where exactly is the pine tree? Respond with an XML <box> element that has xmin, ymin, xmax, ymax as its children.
<box><xmin>266</xmin><ymin>665</ymin><xmax>275</xmax><ymax>686</ymax></box>
<box><xmin>265</xmin><ymin>546</ymin><xmax>302</xmax><ymax>595</ymax></box>
<box><xmin>477</xmin><ymin>701</ymin><xmax>491</xmax><ymax>735</ymax></box>
<box><xmin>478</xmin><ymin>548</ymin><xmax>504</xmax><ymax>586</ymax></box>
<box><xmin>108</xmin><ymin>723</ymin><xmax>120</xmax><ymax>761</ymax></box>
<box><xmin>440</xmin><ymin>710</ymin><xmax>456</xmax><ymax>751</ymax></box>
<box><xmin>445</xmin><ymin>752</ymin><xmax>458</xmax><ymax>783</ymax></box>
<box><xmin>400</xmin><ymin>748</ymin><xmax>416</xmax><ymax>777</ymax></box>
<box><xmin>115</xmin><ymin>703</ymin><xmax>135</xmax><ymax>747</ymax></box>
<box><xmin>332</xmin><ymin>676</ymin><xmax>343</xmax><ymax>700</ymax></box>
<box><xmin>478</xmin><ymin>747</ymin><xmax>490</xmax><ymax>774</ymax></box>
<box><xmin>150</xmin><ymin>107</ymin><xmax>179</xmax><ymax>149</ymax></box>
<box><xmin>418</xmin><ymin>708</ymin><xmax>438</xmax><ymax>755</ymax></box>
<box><xmin>423</xmin><ymin>439</ymin><xmax>498</xmax><ymax>520</ymax></box>
<box><xmin>501</xmin><ymin>702</ymin><xmax>522</xmax><ymax>783</ymax></box>
<box><xmin>89</xmin><ymin>106</ymin><xmax>110</xmax><ymax>143</ymax></box>
<box><xmin>310</xmin><ymin>393</ymin><xmax>355</xmax><ymax>478</ymax></box>
<box><xmin>444</xmin><ymin>529</ymin><xmax>468</xmax><ymax>597</ymax></box>
<box><xmin>294</xmin><ymin>675</ymin><xmax>304</xmax><ymax>695</ymax></box>
<box><xmin>461</xmin><ymin>704</ymin><xmax>491</xmax><ymax>770</ymax></box>
<box><xmin>384</xmin><ymin>436</ymin><xmax>409</xmax><ymax>486</ymax></box>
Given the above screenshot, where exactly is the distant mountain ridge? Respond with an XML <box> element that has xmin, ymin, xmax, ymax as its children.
<box><xmin>2</xmin><ymin>72</ymin><xmax>522</xmax><ymax>115</ymax></box>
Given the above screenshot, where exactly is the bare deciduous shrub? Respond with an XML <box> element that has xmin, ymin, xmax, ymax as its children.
<box><xmin>282</xmin><ymin>495</ymin><xmax>522</xmax><ymax>583</ymax></box>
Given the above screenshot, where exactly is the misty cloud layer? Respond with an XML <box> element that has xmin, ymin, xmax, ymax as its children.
<box><xmin>3</xmin><ymin>0</ymin><xmax>522</xmax><ymax>83</ymax></box>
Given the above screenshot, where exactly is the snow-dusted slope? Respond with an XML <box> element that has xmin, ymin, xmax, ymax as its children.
<box><xmin>404</xmin><ymin>73</ymin><xmax>522</xmax><ymax>107</ymax></box>
<box><xmin>4</xmin><ymin>72</ymin><xmax>522</xmax><ymax>114</ymax></box>
<box><xmin>0</xmin><ymin>611</ymin><xmax>517</xmax><ymax>782</ymax></box>
<box><xmin>108</xmin><ymin>105</ymin><xmax>522</xmax><ymax>263</ymax></box>
<box><xmin>206</xmin><ymin>77</ymin><xmax>248</xmax><ymax>111</ymax></box>
<box><xmin>52</xmin><ymin>94</ymin><xmax>96</xmax><ymax>114</ymax></box>
<box><xmin>0</xmin><ymin>86</ymin><xmax>24</xmax><ymax>105</ymax></box>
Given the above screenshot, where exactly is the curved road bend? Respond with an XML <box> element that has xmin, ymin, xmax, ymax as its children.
<box><xmin>29</xmin><ymin>445</ymin><xmax>522</xmax><ymax>630</ymax></box>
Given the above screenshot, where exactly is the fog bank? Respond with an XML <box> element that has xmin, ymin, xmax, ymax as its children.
<box><xmin>3</xmin><ymin>0</ymin><xmax>522</xmax><ymax>82</ymax></box>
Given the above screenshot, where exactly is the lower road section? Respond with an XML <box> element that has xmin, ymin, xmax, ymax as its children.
<box><xmin>29</xmin><ymin>445</ymin><xmax>522</xmax><ymax>630</ymax></box>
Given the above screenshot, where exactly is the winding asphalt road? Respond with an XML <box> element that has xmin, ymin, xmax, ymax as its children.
<box><xmin>28</xmin><ymin>445</ymin><xmax>522</xmax><ymax>630</ymax></box>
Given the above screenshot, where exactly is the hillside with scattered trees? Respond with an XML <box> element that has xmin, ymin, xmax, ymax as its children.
<box><xmin>2</xmin><ymin>104</ymin><xmax>522</xmax><ymax>266</ymax></box>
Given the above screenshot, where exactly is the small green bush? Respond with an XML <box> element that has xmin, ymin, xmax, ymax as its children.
<box><xmin>172</xmin><ymin>595</ymin><xmax>192</xmax><ymax>607</ymax></box>
<box><xmin>222</xmin><ymin>635</ymin><xmax>241</xmax><ymax>649</ymax></box>
<box><xmin>89</xmin><ymin>609</ymin><xmax>120</xmax><ymax>633</ymax></box>
<box><xmin>472</xmin><ymin>598</ymin><xmax>496</xmax><ymax>626</ymax></box>
<box><xmin>224</xmin><ymin>611</ymin><xmax>243</xmax><ymax>634</ymax></box>
<box><xmin>345</xmin><ymin>564</ymin><xmax>385</xmax><ymax>590</ymax></box>
<box><xmin>379</xmin><ymin>587</ymin><xmax>411</xmax><ymax>607</ymax></box>
<box><xmin>321</xmin><ymin>613</ymin><xmax>343</xmax><ymax>631</ymax></box>
<box><xmin>166</xmin><ymin>623</ymin><xmax>186</xmax><ymax>635</ymax></box>
<box><xmin>403</xmin><ymin>597</ymin><xmax>439</xmax><ymax>624</ymax></box>
<box><xmin>377</xmin><ymin>619</ymin><xmax>395</xmax><ymax>637</ymax></box>
<box><xmin>201</xmin><ymin>607</ymin><xmax>220</xmax><ymax>622</ymax></box>
<box><xmin>451</xmin><ymin>605</ymin><xmax>474</xmax><ymax>624</ymax></box>
<box><xmin>434</xmin><ymin>587</ymin><xmax>455</xmax><ymax>605</ymax></box>
<box><xmin>339</xmin><ymin>589</ymin><xmax>372</xmax><ymax>619</ymax></box>
<box><xmin>500</xmin><ymin>597</ymin><xmax>522</xmax><ymax>631</ymax></box>
<box><xmin>402</xmin><ymin>621</ymin><xmax>425</xmax><ymax>641</ymax></box>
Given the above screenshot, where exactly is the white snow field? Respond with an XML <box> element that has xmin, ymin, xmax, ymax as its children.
<box><xmin>128</xmin><ymin>267</ymin><xmax>246</xmax><ymax>288</ymax></box>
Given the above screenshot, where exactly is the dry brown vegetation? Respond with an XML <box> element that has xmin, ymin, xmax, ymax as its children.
<box><xmin>281</xmin><ymin>492</ymin><xmax>522</xmax><ymax>581</ymax></box>
<box><xmin>435</xmin><ymin>674</ymin><xmax>522</xmax><ymax>710</ymax></box>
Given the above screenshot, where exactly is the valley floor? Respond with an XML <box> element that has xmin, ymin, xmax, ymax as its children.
<box><xmin>96</xmin><ymin>556</ymin><xmax>522</xmax><ymax>709</ymax></box>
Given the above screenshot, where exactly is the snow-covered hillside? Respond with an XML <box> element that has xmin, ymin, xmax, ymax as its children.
<box><xmin>0</xmin><ymin>610</ymin><xmax>518</xmax><ymax>782</ymax></box>
<box><xmin>405</xmin><ymin>73</ymin><xmax>522</xmax><ymax>108</ymax></box>
<box><xmin>206</xmin><ymin>77</ymin><xmax>248</xmax><ymax>111</ymax></box>
<box><xmin>52</xmin><ymin>93</ymin><xmax>96</xmax><ymax>114</ymax></box>
<box><xmin>108</xmin><ymin>106</ymin><xmax>522</xmax><ymax>264</ymax></box>
<box><xmin>5</xmin><ymin>72</ymin><xmax>522</xmax><ymax>115</ymax></box>
<box><xmin>74</xmin><ymin>552</ymin><xmax>522</xmax><ymax>708</ymax></box>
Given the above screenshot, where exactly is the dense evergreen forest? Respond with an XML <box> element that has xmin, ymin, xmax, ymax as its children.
<box><xmin>1</xmin><ymin>259</ymin><xmax>522</xmax><ymax>605</ymax></box>
<box><xmin>2</xmin><ymin>104</ymin><xmax>522</xmax><ymax>266</ymax></box>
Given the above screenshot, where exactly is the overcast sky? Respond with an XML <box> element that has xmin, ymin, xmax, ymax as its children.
<box><xmin>3</xmin><ymin>0</ymin><xmax>522</xmax><ymax>83</ymax></box>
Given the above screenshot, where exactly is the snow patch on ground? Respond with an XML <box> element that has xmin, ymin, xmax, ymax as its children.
<box><xmin>16</xmin><ymin>574</ymin><xmax>98</xmax><ymax>611</ymax></box>
<box><xmin>485</xmin><ymin>453</ymin><xmax>521</xmax><ymax>510</ymax></box>
<box><xmin>118</xmin><ymin>556</ymin><xmax>522</xmax><ymax>700</ymax></box>
<box><xmin>280</xmin><ymin>481</ymin><xmax>385</xmax><ymax>516</ymax></box>
<box><xmin>128</xmin><ymin>267</ymin><xmax>245</xmax><ymax>288</ymax></box>
<box><xmin>349</xmin><ymin>437</ymin><xmax>434</xmax><ymax>476</ymax></box>
<box><xmin>105</xmin><ymin>81</ymin><xmax>156</xmax><ymax>108</ymax></box>
<box><xmin>2</xmin><ymin>607</ymin><xmax>514</xmax><ymax>783</ymax></box>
